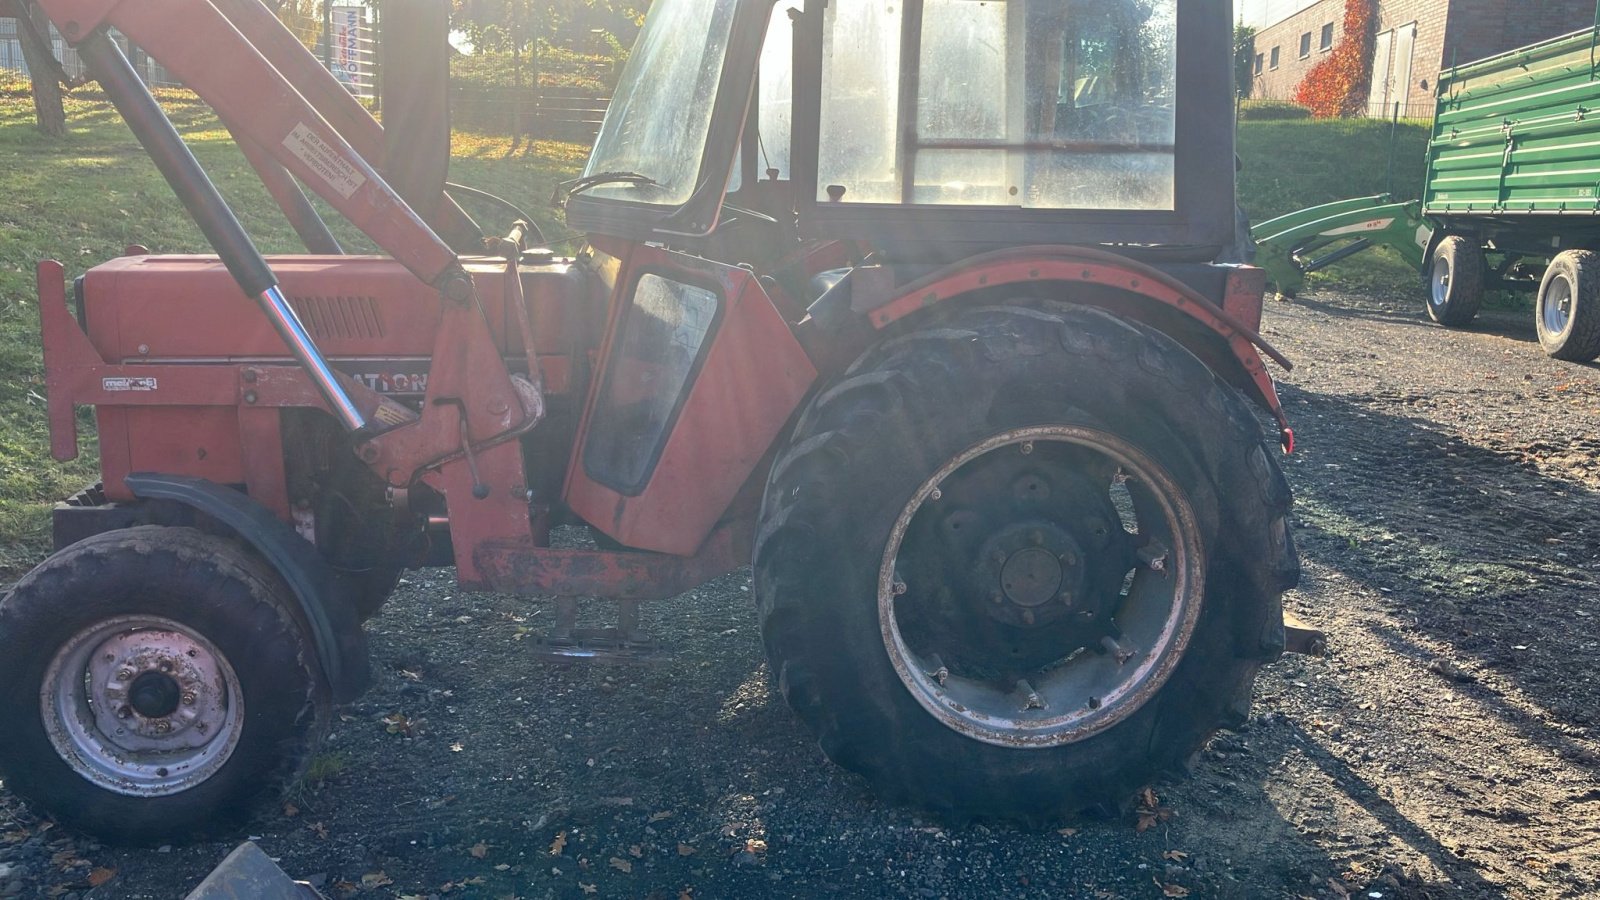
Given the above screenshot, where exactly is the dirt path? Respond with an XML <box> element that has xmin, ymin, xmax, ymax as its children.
<box><xmin>2</xmin><ymin>290</ymin><xmax>1598</xmax><ymax>899</ymax></box>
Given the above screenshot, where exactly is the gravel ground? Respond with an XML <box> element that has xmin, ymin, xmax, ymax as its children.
<box><xmin>2</xmin><ymin>288</ymin><xmax>1599</xmax><ymax>899</ymax></box>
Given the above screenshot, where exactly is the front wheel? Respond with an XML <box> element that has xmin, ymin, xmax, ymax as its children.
<box><xmin>1426</xmin><ymin>235</ymin><xmax>1485</xmax><ymax>326</ymax></box>
<box><xmin>0</xmin><ymin>527</ymin><xmax>330</xmax><ymax>843</ymax></box>
<box><xmin>1536</xmin><ymin>250</ymin><xmax>1600</xmax><ymax>362</ymax></box>
<box><xmin>754</xmin><ymin>304</ymin><xmax>1298</xmax><ymax>819</ymax></box>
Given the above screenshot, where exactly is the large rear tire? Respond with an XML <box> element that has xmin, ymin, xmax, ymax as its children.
<box><xmin>1426</xmin><ymin>235</ymin><xmax>1485</xmax><ymax>326</ymax></box>
<box><xmin>754</xmin><ymin>304</ymin><xmax>1297</xmax><ymax>820</ymax></box>
<box><xmin>1535</xmin><ymin>250</ymin><xmax>1600</xmax><ymax>362</ymax></box>
<box><xmin>0</xmin><ymin>527</ymin><xmax>330</xmax><ymax>843</ymax></box>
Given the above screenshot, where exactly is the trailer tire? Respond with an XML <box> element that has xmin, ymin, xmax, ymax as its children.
<box><xmin>753</xmin><ymin>303</ymin><xmax>1296</xmax><ymax>821</ymax></box>
<box><xmin>1536</xmin><ymin>250</ymin><xmax>1600</xmax><ymax>362</ymax></box>
<box><xmin>1426</xmin><ymin>236</ymin><xmax>1485</xmax><ymax>326</ymax></box>
<box><xmin>0</xmin><ymin>526</ymin><xmax>329</xmax><ymax>844</ymax></box>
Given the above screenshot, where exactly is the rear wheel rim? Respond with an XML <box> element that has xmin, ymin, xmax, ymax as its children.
<box><xmin>878</xmin><ymin>426</ymin><xmax>1204</xmax><ymax>748</ymax></box>
<box><xmin>41</xmin><ymin>616</ymin><xmax>244</xmax><ymax>797</ymax></box>
<box><xmin>1431</xmin><ymin>255</ymin><xmax>1453</xmax><ymax>308</ymax></box>
<box><xmin>1543</xmin><ymin>273</ymin><xmax>1574</xmax><ymax>337</ymax></box>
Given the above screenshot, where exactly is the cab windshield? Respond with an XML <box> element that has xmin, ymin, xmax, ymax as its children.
<box><xmin>581</xmin><ymin>0</ymin><xmax>741</xmax><ymax>207</ymax></box>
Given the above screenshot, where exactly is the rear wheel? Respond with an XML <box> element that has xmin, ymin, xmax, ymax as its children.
<box><xmin>1536</xmin><ymin>250</ymin><xmax>1600</xmax><ymax>362</ymax></box>
<box><xmin>1426</xmin><ymin>236</ymin><xmax>1485</xmax><ymax>326</ymax></box>
<box><xmin>754</xmin><ymin>304</ymin><xmax>1297</xmax><ymax>819</ymax></box>
<box><xmin>0</xmin><ymin>527</ymin><xmax>329</xmax><ymax>843</ymax></box>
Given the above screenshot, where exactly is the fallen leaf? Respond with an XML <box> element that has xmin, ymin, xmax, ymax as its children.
<box><xmin>550</xmin><ymin>831</ymin><xmax>568</xmax><ymax>856</ymax></box>
<box><xmin>87</xmin><ymin>867</ymin><xmax>117</xmax><ymax>887</ymax></box>
<box><xmin>678</xmin><ymin>889</ymin><xmax>693</xmax><ymax>900</ymax></box>
<box><xmin>399</xmin><ymin>895</ymin><xmax>428</xmax><ymax>900</ymax></box>
<box><xmin>1140</xmin><ymin>787</ymin><xmax>1159</xmax><ymax>809</ymax></box>
<box><xmin>494</xmin><ymin>863</ymin><xmax>511</xmax><ymax>871</ymax></box>
<box><xmin>579</xmin><ymin>883</ymin><xmax>598</xmax><ymax>895</ymax></box>
<box><xmin>1163</xmin><ymin>850</ymin><xmax>1189</xmax><ymax>862</ymax></box>
<box><xmin>469</xmin><ymin>841</ymin><xmax>489</xmax><ymax>859</ymax></box>
<box><xmin>608</xmin><ymin>856</ymin><xmax>632</xmax><ymax>873</ymax></box>
<box><xmin>450</xmin><ymin>742</ymin><xmax>464</xmax><ymax>753</ymax></box>
<box><xmin>744</xmin><ymin>838</ymin><xmax>767</xmax><ymax>855</ymax></box>
<box><xmin>1057</xmin><ymin>828</ymin><xmax>1079</xmax><ymax>838</ymax></box>
<box><xmin>309</xmin><ymin>821</ymin><xmax>329</xmax><ymax>840</ymax></box>
<box><xmin>677</xmin><ymin>843</ymin><xmax>697</xmax><ymax>857</ymax></box>
<box><xmin>1160</xmin><ymin>882</ymin><xmax>1190</xmax><ymax>898</ymax></box>
<box><xmin>648</xmin><ymin>811</ymin><xmax>675</xmax><ymax>823</ymax></box>
<box><xmin>361</xmin><ymin>871</ymin><xmax>393</xmax><ymax>889</ymax></box>
<box><xmin>629</xmin><ymin>844</ymin><xmax>643</xmax><ymax>858</ymax></box>
<box><xmin>1137</xmin><ymin>814</ymin><xmax>1160</xmax><ymax>833</ymax></box>
<box><xmin>282</xmin><ymin>802</ymin><xmax>300</xmax><ymax>818</ymax></box>
<box><xmin>461</xmin><ymin>876</ymin><xmax>486</xmax><ymax>886</ymax></box>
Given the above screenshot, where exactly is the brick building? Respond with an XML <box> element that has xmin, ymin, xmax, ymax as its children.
<box><xmin>1249</xmin><ymin>0</ymin><xmax>1596</xmax><ymax>116</ymax></box>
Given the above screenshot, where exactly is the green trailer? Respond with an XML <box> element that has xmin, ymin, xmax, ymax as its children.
<box><xmin>1254</xmin><ymin>25</ymin><xmax>1600</xmax><ymax>362</ymax></box>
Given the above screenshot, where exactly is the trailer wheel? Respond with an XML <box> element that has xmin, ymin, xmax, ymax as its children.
<box><xmin>1426</xmin><ymin>236</ymin><xmax>1485</xmax><ymax>326</ymax></box>
<box><xmin>754</xmin><ymin>304</ymin><xmax>1296</xmax><ymax>820</ymax></box>
<box><xmin>1536</xmin><ymin>250</ymin><xmax>1600</xmax><ymax>362</ymax></box>
<box><xmin>0</xmin><ymin>526</ymin><xmax>329</xmax><ymax>843</ymax></box>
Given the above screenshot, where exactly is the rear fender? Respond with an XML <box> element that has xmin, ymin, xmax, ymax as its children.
<box><xmin>863</xmin><ymin>246</ymin><xmax>1295</xmax><ymax>451</ymax></box>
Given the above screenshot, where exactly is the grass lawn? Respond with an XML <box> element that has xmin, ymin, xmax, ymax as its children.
<box><xmin>0</xmin><ymin>74</ymin><xmax>585</xmax><ymax>579</ymax></box>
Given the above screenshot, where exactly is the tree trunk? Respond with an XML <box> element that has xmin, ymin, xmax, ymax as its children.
<box><xmin>9</xmin><ymin>2</ymin><xmax>66</xmax><ymax>137</ymax></box>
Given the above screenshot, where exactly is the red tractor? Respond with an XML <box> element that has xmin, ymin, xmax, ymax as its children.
<box><xmin>2</xmin><ymin>0</ymin><xmax>1307</xmax><ymax>842</ymax></box>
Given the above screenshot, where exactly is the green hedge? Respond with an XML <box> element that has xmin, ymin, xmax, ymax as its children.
<box><xmin>1238</xmin><ymin>100</ymin><xmax>1314</xmax><ymax>121</ymax></box>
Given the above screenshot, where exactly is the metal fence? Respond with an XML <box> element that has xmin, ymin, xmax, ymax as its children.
<box><xmin>451</xmin><ymin>85</ymin><xmax>612</xmax><ymax>142</ymax></box>
<box><xmin>0</xmin><ymin>9</ymin><xmax>377</xmax><ymax>101</ymax></box>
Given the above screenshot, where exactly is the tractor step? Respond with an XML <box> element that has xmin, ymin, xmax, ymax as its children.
<box><xmin>530</xmin><ymin>596</ymin><xmax>668</xmax><ymax>665</ymax></box>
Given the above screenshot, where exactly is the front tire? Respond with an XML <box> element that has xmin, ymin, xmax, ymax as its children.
<box><xmin>1536</xmin><ymin>250</ymin><xmax>1600</xmax><ymax>362</ymax></box>
<box><xmin>0</xmin><ymin>527</ymin><xmax>330</xmax><ymax>843</ymax></box>
<box><xmin>754</xmin><ymin>304</ymin><xmax>1297</xmax><ymax>819</ymax></box>
<box><xmin>1426</xmin><ymin>235</ymin><xmax>1485</xmax><ymax>326</ymax></box>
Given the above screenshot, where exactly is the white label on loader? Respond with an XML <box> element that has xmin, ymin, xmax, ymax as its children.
<box><xmin>1323</xmin><ymin>218</ymin><xmax>1395</xmax><ymax>237</ymax></box>
<box><xmin>282</xmin><ymin>122</ymin><xmax>367</xmax><ymax>200</ymax></box>
<box><xmin>103</xmin><ymin>376</ymin><xmax>158</xmax><ymax>392</ymax></box>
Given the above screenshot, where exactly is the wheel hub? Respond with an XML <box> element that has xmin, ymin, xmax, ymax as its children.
<box><xmin>977</xmin><ymin>524</ymin><xmax>1087</xmax><ymax>628</ymax></box>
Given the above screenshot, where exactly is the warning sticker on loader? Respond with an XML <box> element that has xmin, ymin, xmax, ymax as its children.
<box><xmin>282</xmin><ymin>122</ymin><xmax>367</xmax><ymax>200</ymax></box>
<box><xmin>103</xmin><ymin>376</ymin><xmax>158</xmax><ymax>392</ymax></box>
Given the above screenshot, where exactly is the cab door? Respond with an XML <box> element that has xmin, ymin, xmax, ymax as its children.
<box><xmin>564</xmin><ymin>245</ymin><xmax>817</xmax><ymax>555</ymax></box>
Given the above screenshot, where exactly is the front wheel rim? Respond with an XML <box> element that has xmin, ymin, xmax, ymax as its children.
<box><xmin>41</xmin><ymin>616</ymin><xmax>244</xmax><ymax>797</ymax></box>
<box><xmin>1431</xmin><ymin>256</ymin><xmax>1453</xmax><ymax>308</ymax></box>
<box><xmin>1543</xmin><ymin>274</ymin><xmax>1575</xmax><ymax>337</ymax></box>
<box><xmin>878</xmin><ymin>426</ymin><xmax>1205</xmax><ymax>748</ymax></box>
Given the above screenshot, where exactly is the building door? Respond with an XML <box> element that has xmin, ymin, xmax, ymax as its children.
<box><xmin>1391</xmin><ymin>23</ymin><xmax>1417</xmax><ymax>116</ymax></box>
<box><xmin>1368</xmin><ymin>22</ymin><xmax>1418</xmax><ymax>117</ymax></box>
<box><xmin>1368</xmin><ymin>28</ymin><xmax>1393</xmax><ymax>116</ymax></box>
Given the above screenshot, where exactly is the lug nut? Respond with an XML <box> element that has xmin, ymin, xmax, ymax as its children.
<box><xmin>117</xmin><ymin>669</ymin><xmax>134</xmax><ymax>681</ymax></box>
<box><xmin>929</xmin><ymin>487</ymin><xmax>942</xmax><ymax>501</ymax></box>
<box><xmin>182</xmin><ymin>692</ymin><xmax>197</xmax><ymax>706</ymax></box>
<box><xmin>117</xmin><ymin>706</ymin><xmax>132</xmax><ymax>719</ymax></box>
<box><xmin>892</xmin><ymin>581</ymin><xmax>908</xmax><ymax>596</ymax></box>
<box><xmin>1020</xmin><ymin>441</ymin><xmax>1034</xmax><ymax>455</ymax></box>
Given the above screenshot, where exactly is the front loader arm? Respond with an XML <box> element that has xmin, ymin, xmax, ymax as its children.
<box><xmin>36</xmin><ymin>0</ymin><xmax>461</xmax><ymax>286</ymax></box>
<box><xmin>1251</xmin><ymin>195</ymin><xmax>1433</xmax><ymax>298</ymax></box>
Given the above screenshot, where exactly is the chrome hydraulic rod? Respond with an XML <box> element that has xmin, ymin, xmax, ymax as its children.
<box><xmin>75</xmin><ymin>28</ymin><xmax>367</xmax><ymax>431</ymax></box>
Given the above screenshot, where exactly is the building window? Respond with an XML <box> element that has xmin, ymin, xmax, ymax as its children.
<box><xmin>1299</xmin><ymin>33</ymin><xmax>1311</xmax><ymax>58</ymax></box>
<box><xmin>1270</xmin><ymin>46</ymin><xmax>1280</xmax><ymax>69</ymax></box>
<box><xmin>1254</xmin><ymin>52</ymin><xmax>1264</xmax><ymax>75</ymax></box>
<box><xmin>1320</xmin><ymin>22</ymin><xmax>1335</xmax><ymax>51</ymax></box>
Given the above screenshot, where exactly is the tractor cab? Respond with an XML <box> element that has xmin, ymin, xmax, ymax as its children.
<box><xmin>567</xmin><ymin>0</ymin><xmax>1238</xmax><ymax>263</ymax></box>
